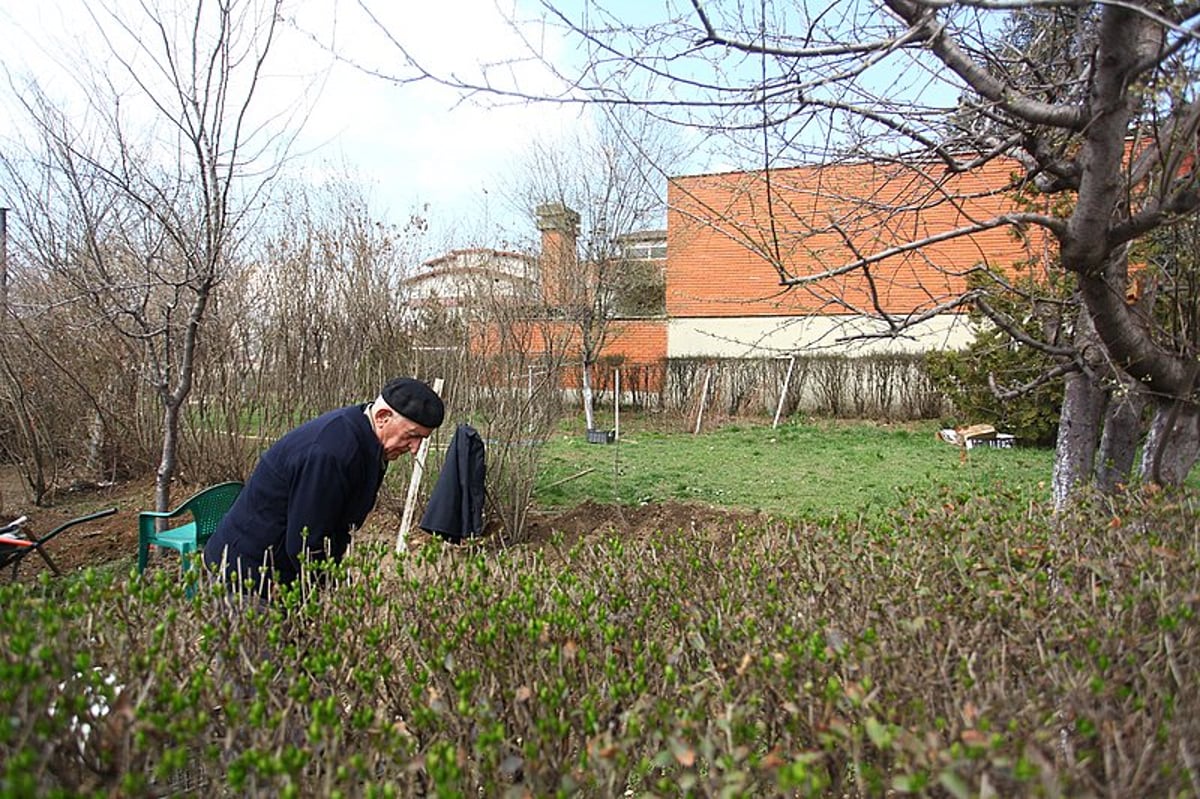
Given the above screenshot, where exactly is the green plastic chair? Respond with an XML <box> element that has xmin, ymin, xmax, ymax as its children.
<box><xmin>137</xmin><ymin>481</ymin><xmax>243</xmax><ymax>575</ymax></box>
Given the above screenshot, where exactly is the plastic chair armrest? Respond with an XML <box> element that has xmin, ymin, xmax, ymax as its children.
<box><xmin>139</xmin><ymin>508</ymin><xmax>188</xmax><ymax>521</ymax></box>
<box><xmin>139</xmin><ymin>506</ymin><xmax>191</xmax><ymax>530</ymax></box>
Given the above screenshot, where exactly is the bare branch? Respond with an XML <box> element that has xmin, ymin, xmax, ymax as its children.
<box><xmin>883</xmin><ymin>0</ymin><xmax>1088</xmax><ymax>130</ymax></box>
<box><xmin>784</xmin><ymin>213</ymin><xmax>1060</xmax><ymax>286</ymax></box>
<box><xmin>989</xmin><ymin>360</ymin><xmax>1079</xmax><ymax>400</ymax></box>
<box><xmin>974</xmin><ymin>294</ymin><xmax>1078</xmax><ymax>357</ymax></box>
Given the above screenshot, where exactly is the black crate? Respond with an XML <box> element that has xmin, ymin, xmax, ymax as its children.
<box><xmin>586</xmin><ymin>428</ymin><xmax>616</xmax><ymax>444</ymax></box>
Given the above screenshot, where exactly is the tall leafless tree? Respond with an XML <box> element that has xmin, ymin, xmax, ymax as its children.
<box><xmin>506</xmin><ymin>109</ymin><xmax>675</xmax><ymax>431</ymax></box>
<box><xmin>1</xmin><ymin>0</ymin><xmax>306</xmax><ymax>510</ymax></box>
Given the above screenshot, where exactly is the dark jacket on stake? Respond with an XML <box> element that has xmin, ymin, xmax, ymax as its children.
<box><xmin>420</xmin><ymin>423</ymin><xmax>486</xmax><ymax>543</ymax></box>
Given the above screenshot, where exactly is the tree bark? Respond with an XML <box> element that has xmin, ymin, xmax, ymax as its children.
<box><xmin>1052</xmin><ymin>307</ymin><xmax>1106</xmax><ymax>510</ymax></box>
<box><xmin>581</xmin><ymin>361</ymin><xmax>596</xmax><ymax>430</ymax></box>
<box><xmin>155</xmin><ymin>398</ymin><xmax>183</xmax><ymax>520</ymax></box>
<box><xmin>1067</xmin><ymin>10</ymin><xmax>1194</xmax><ymax>404</ymax></box>
<box><xmin>1141</xmin><ymin>399</ymin><xmax>1200</xmax><ymax>487</ymax></box>
<box><xmin>86</xmin><ymin>408</ymin><xmax>105</xmax><ymax>480</ymax></box>
<box><xmin>1094</xmin><ymin>377</ymin><xmax>1147</xmax><ymax>494</ymax></box>
<box><xmin>1094</xmin><ymin>267</ymin><xmax>1158</xmax><ymax>494</ymax></box>
<box><xmin>1052</xmin><ymin>370</ymin><xmax>1107</xmax><ymax>509</ymax></box>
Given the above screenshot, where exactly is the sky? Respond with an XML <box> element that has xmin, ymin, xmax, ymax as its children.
<box><xmin>0</xmin><ymin>0</ymin><xmax>592</xmax><ymax>254</ymax></box>
<box><xmin>282</xmin><ymin>0</ymin><xmax>588</xmax><ymax>247</ymax></box>
<box><xmin>0</xmin><ymin>0</ymin><xmax>963</xmax><ymax>257</ymax></box>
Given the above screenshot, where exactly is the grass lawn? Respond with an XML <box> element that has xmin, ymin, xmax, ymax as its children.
<box><xmin>536</xmin><ymin>417</ymin><xmax>1056</xmax><ymax>521</ymax></box>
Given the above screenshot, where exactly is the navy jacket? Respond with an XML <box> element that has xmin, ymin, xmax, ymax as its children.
<box><xmin>203</xmin><ymin>404</ymin><xmax>385</xmax><ymax>592</ymax></box>
<box><xmin>420</xmin><ymin>423</ymin><xmax>485</xmax><ymax>543</ymax></box>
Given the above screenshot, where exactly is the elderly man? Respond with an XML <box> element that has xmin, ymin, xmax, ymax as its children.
<box><xmin>204</xmin><ymin>377</ymin><xmax>444</xmax><ymax>596</ymax></box>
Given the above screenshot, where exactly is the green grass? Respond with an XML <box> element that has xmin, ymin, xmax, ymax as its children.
<box><xmin>536</xmin><ymin>418</ymin><xmax>1054</xmax><ymax>521</ymax></box>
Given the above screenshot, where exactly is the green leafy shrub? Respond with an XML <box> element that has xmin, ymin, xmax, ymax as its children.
<box><xmin>2</xmin><ymin>487</ymin><xmax>1198</xmax><ymax>796</ymax></box>
<box><xmin>926</xmin><ymin>272</ymin><xmax>1071</xmax><ymax>445</ymax></box>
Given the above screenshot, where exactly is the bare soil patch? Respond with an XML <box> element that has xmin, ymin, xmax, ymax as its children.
<box><xmin>511</xmin><ymin>499</ymin><xmax>771</xmax><ymax>550</ymax></box>
<box><xmin>1</xmin><ymin>469</ymin><xmax>771</xmax><ymax>584</ymax></box>
<box><xmin>0</xmin><ymin>469</ymin><xmax>153</xmax><ymax>583</ymax></box>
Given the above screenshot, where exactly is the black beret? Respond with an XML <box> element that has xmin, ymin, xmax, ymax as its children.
<box><xmin>381</xmin><ymin>378</ymin><xmax>444</xmax><ymax>429</ymax></box>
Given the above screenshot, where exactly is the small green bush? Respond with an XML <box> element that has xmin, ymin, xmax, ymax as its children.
<box><xmin>926</xmin><ymin>273</ymin><xmax>1070</xmax><ymax>446</ymax></box>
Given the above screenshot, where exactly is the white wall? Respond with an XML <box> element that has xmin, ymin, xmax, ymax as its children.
<box><xmin>667</xmin><ymin>314</ymin><xmax>977</xmax><ymax>358</ymax></box>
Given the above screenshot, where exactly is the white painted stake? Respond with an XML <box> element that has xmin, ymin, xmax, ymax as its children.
<box><xmin>614</xmin><ymin>368</ymin><xmax>621</xmax><ymax>441</ymax></box>
<box><xmin>693</xmin><ymin>368</ymin><xmax>712</xmax><ymax>435</ymax></box>
<box><xmin>773</xmin><ymin>355</ymin><xmax>796</xmax><ymax>429</ymax></box>
<box><xmin>396</xmin><ymin>377</ymin><xmax>444</xmax><ymax>553</ymax></box>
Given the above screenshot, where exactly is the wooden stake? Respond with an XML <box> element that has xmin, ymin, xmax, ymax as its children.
<box><xmin>544</xmin><ymin>467</ymin><xmax>596</xmax><ymax>489</ymax></box>
<box><xmin>397</xmin><ymin>377</ymin><xmax>444</xmax><ymax>553</ymax></box>
<box><xmin>773</xmin><ymin>355</ymin><xmax>795</xmax><ymax>429</ymax></box>
<box><xmin>694</xmin><ymin>367</ymin><xmax>712</xmax><ymax>435</ymax></box>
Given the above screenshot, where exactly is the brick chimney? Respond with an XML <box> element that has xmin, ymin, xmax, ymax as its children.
<box><xmin>535</xmin><ymin>202</ymin><xmax>580</xmax><ymax>306</ymax></box>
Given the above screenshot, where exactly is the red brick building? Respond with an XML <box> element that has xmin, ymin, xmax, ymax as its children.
<box><xmin>665</xmin><ymin>157</ymin><xmax>1043</xmax><ymax>358</ymax></box>
<box><xmin>423</xmin><ymin>157</ymin><xmax>1043</xmax><ymax>389</ymax></box>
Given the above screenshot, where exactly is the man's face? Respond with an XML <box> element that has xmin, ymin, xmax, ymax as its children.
<box><xmin>375</xmin><ymin>410</ymin><xmax>433</xmax><ymax>461</ymax></box>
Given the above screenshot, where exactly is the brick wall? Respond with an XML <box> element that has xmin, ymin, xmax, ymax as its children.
<box><xmin>598</xmin><ymin>319</ymin><xmax>668</xmax><ymax>366</ymax></box>
<box><xmin>667</xmin><ymin>158</ymin><xmax>1045</xmax><ymax>319</ymax></box>
<box><xmin>474</xmin><ymin>318</ymin><xmax>668</xmax><ymax>389</ymax></box>
<box><xmin>473</xmin><ymin>158</ymin><xmax>1046</xmax><ymax>382</ymax></box>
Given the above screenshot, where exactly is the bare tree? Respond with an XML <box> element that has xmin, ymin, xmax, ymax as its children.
<box><xmin>169</xmin><ymin>173</ymin><xmax>430</xmax><ymax>491</ymax></box>
<box><xmin>1</xmin><ymin>0</ymin><xmax>306</xmax><ymax>510</ymax></box>
<box><xmin>357</xmin><ymin>0</ymin><xmax>1200</xmax><ymax>505</ymax></box>
<box><xmin>506</xmin><ymin>109</ymin><xmax>674</xmax><ymax>431</ymax></box>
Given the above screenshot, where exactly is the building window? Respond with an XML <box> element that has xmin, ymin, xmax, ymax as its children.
<box><xmin>621</xmin><ymin>240</ymin><xmax>667</xmax><ymax>260</ymax></box>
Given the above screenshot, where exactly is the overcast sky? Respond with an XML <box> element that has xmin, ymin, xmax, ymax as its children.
<box><xmin>0</xmin><ymin>0</ymin><xmax>593</xmax><ymax>253</ymax></box>
<box><xmin>286</xmin><ymin>0</ymin><xmax>589</xmax><ymax>248</ymax></box>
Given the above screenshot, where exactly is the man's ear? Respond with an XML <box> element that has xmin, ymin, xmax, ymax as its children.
<box><xmin>372</xmin><ymin>406</ymin><xmax>393</xmax><ymax>425</ymax></box>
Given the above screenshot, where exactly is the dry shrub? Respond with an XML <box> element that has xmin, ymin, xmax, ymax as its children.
<box><xmin>663</xmin><ymin>355</ymin><xmax>947</xmax><ymax>428</ymax></box>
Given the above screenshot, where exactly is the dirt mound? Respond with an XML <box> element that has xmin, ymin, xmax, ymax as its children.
<box><xmin>0</xmin><ymin>479</ymin><xmax>151</xmax><ymax>583</ymax></box>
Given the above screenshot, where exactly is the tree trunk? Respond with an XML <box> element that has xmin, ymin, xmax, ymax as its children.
<box><xmin>1094</xmin><ymin>377</ymin><xmax>1147</xmax><ymax>494</ymax></box>
<box><xmin>155</xmin><ymin>398</ymin><xmax>183</xmax><ymax>515</ymax></box>
<box><xmin>1094</xmin><ymin>267</ymin><xmax>1158</xmax><ymax>494</ymax></box>
<box><xmin>1140</xmin><ymin>400</ymin><xmax>1200</xmax><ymax>487</ymax></box>
<box><xmin>1052</xmin><ymin>306</ymin><xmax>1106</xmax><ymax>511</ymax></box>
<box><xmin>581</xmin><ymin>361</ymin><xmax>595</xmax><ymax>430</ymax></box>
<box><xmin>153</xmin><ymin>285</ymin><xmax>208</xmax><ymax>513</ymax></box>
<box><xmin>86</xmin><ymin>408</ymin><xmax>106</xmax><ymax>480</ymax></box>
<box><xmin>1052</xmin><ymin>368</ymin><xmax>1106</xmax><ymax>510</ymax></box>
